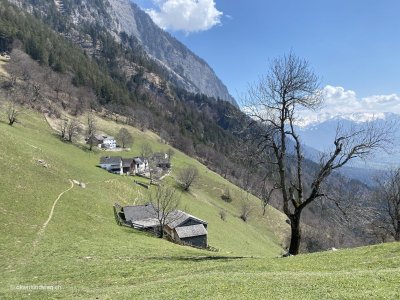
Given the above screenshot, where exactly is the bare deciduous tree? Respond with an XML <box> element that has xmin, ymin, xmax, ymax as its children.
<box><xmin>67</xmin><ymin>119</ymin><xmax>80</xmax><ymax>142</ymax></box>
<box><xmin>221</xmin><ymin>187</ymin><xmax>233</xmax><ymax>203</ymax></box>
<box><xmin>259</xmin><ymin>182</ymin><xmax>279</xmax><ymax>216</ymax></box>
<box><xmin>53</xmin><ymin>75</ymin><xmax>66</xmax><ymax>101</ymax></box>
<box><xmin>239</xmin><ymin>193</ymin><xmax>252</xmax><ymax>222</ymax></box>
<box><xmin>148</xmin><ymin>184</ymin><xmax>180</xmax><ymax>238</ymax></box>
<box><xmin>141</xmin><ymin>142</ymin><xmax>153</xmax><ymax>158</ymax></box>
<box><xmin>167</xmin><ymin>148</ymin><xmax>175</xmax><ymax>163</ymax></box>
<box><xmin>219</xmin><ymin>209</ymin><xmax>227</xmax><ymax>221</ymax></box>
<box><xmin>7</xmin><ymin>100</ymin><xmax>18</xmax><ymax>126</ymax></box>
<box><xmin>59</xmin><ymin>119</ymin><xmax>68</xmax><ymax>139</ymax></box>
<box><xmin>178</xmin><ymin>165</ymin><xmax>199</xmax><ymax>191</ymax></box>
<box><xmin>242</xmin><ymin>52</ymin><xmax>392</xmax><ymax>255</ymax></box>
<box><xmin>159</xmin><ymin>129</ymin><xmax>170</xmax><ymax>144</ymax></box>
<box><xmin>86</xmin><ymin>112</ymin><xmax>97</xmax><ymax>151</ymax></box>
<box><xmin>116</xmin><ymin>128</ymin><xmax>133</xmax><ymax>149</ymax></box>
<box><xmin>373</xmin><ymin>168</ymin><xmax>400</xmax><ymax>241</ymax></box>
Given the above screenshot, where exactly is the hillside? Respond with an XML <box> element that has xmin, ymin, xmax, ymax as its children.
<box><xmin>0</xmin><ymin>103</ymin><xmax>289</xmax><ymax>292</ymax></box>
<box><xmin>1</xmin><ymin>107</ymin><xmax>399</xmax><ymax>300</ymax></box>
<box><xmin>1</xmin><ymin>59</ymin><xmax>399</xmax><ymax>300</ymax></box>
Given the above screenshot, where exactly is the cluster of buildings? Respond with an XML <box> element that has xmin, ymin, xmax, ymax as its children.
<box><xmin>89</xmin><ymin>134</ymin><xmax>117</xmax><ymax>149</ymax></box>
<box><xmin>95</xmin><ymin>134</ymin><xmax>207</xmax><ymax>248</ymax></box>
<box><xmin>99</xmin><ymin>156</ymin><xmax>147</xmax><ymax>175</ymax></box>
<box><xmin>99</xmin><ymin>153</ymin><xmax>170</xmax><ymax>176</ymax></box>
<box><xmin>114</xmin><ymin>203</ymin><xmax>208</xmax><ymax>248</ymax></box>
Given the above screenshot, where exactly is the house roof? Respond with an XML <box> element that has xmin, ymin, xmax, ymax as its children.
<box><xmin>122</xmin><ymin>204</ymin><xmax>207</xmax><ymax>230</ymax></box>
<box><xmin>123</xmin><ymin>204</ymin><xmax>157</xmax><ymax>223</ymax></box>
<box><xmin>131</xmin><ymin>218</ymin><xmax>160</xmax><ymax>228</ymax></box>
<box><xmin>122</xmin><ymin>158</ymin><xmax>134</xmax><ymax>167</ymax></box>
<box><xmin>133</xmin><ymin>157</ymin><xmax>145</xmax><ymax>164</ymax></box>
<box><xmin>167</xmin><ymin>210</ymin><xmax>207</xmax><ymax>229</ymax></box>
<box><xmin>175</xmin><ymin>224</ymin><xmax>207</xmax><ymax>239</ymax></box>
<box><xmin>100</xmin><ymin>156</ymin><xmax>121</xmax><ymax>165</ymax></box>
<box><xmin>152</xmin><ymin>153</ymin><xmax>169</xmax><ymax>164</ymax></box>
<box><xmin>94</xmin><ymin>134</ymin><xmax>105</xmax><ymax>141</ymax></box>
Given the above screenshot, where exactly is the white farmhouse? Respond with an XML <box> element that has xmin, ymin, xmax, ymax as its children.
<box><xmin>91</xmin><ymin>134</ymin><xmax>117</xmax><ymax>149</ymax></box>
<box><xmin>133</xmin><ymin>157</ymin><xmax>148</xmax><ymax>174</ymax></box>
<box><xmin>101</xmin><ymin>136</ymin><xmax>117</xmax><ymax>149</ymax></box>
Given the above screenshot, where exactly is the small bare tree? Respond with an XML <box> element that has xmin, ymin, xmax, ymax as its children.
<box><xmin>221</xmin><ymin>187</ymin><xmax>233</xmax><ymax>203</ymax></box>
<box><xmin>373</xmin><ymin>168</ymin><xmax>400</xmax><ymax>241</ymax></box>
<box><xmin>167</xmin><ymin>148</ymin><xmax>175</xmax><ymax>162</ymax></box>
<box><xmin>53</xmin><ymin>75</ymin><xmax>66</xmax><ymax>101</ymax></box>
<box><xmin>219</xmin><ymin>209</ymin><xmax>227</xmax><ymax>221</ymax></box>
<box><xmin>86</xmin><ymin>112</ymin><xmax>97</xmax><ymax>151</ymax></box>
<box><xmin>148</xmin><ymin>185</ymin><xmax>180</xmax><ymax>238</ymax></box>
<box><xmin>239</xmin><ymin>193</ymin><xmax>252</xmax><ymax>222</ymax></box>
<box><xmin>259</xmin><ymin>182</ymin><xmax>279</xmax><ymax>216</ymax></box>
<box><xmin>242</xmin><ymin>52</ymin><xmax>392</xmax><ymax>255</ymax></box>
<box><xmin>141</xmin><ymin>142</ymin><xmax>153</xmax><ymax>158</ymax></box>
<box><xmin>178</xmin><ymin>165</ymin><xmax>199</xmax><ymax>191</ymax></box>
<box><xmin>59</xmin><ymin>119</ymin><xmax>67</xmax><ymax>139</ymax></box>
<box><xmin>7</xmin><ymin>100</ymin><xmax>18</xmax><ymax>126</ymax></box>
<box><xmin>116</xmin><ymin>128</ymin><xmax>133</xmax><ymax>149</ymax></box>
<box><xmin>67</xmin><ymin>119</ymin><xmax>80</xmax><ymax>142</ymax></box>
<box><xmin>147</xmin><ymin>158</ymin><xmax>159</xmax><ymax>184</ymax></box>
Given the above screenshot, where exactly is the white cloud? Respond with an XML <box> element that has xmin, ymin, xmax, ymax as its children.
<box><xmin>296</xmin><ymin>85</ymin><xmax>400</xmax><ymax>126</ymax></box>
<box><xmin>146</xmin><ymin>0</ymin><xmax>223</xmax><ymax>33</ymax></box>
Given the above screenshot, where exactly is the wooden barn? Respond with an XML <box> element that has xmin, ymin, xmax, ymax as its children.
<box><xmin>114</xmin><ymin>203</ymin><xmax>208</xmax><ymax>248</ymax></box>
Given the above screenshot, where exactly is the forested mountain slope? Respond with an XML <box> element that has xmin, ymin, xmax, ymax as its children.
<box><xmin>8</xmin><ymin>0</ymin><xmax>237</xmax><ymax>105</ymax></box>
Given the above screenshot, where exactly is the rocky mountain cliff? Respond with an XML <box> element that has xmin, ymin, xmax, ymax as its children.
<box><xmin>65</xmin><ymin>0</ymin><xmax>236</xmax><ymax>105</ymax></box>
<box><xmin>8</xmin><ymin>0</ymin><xmax>236</xmax><ymax>105</ymax></box>
<box><xmin>125</xmin><ymin>1</ymin><xmax>237</xmax><ymax>105</ymax></box>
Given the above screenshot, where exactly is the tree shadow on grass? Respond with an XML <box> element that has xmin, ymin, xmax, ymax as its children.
<box><xmin>144</xmin><ymin>255</ymin><xmax>252</xmax><ymax>262</ymax></box>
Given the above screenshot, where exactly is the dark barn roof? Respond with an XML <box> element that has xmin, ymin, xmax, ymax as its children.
<box><xmin>100</xmin><ymin>156</ymin><xmax>122</xmax><ymax>165</ymax></box>
<box><xmin>167</xmin><ymin>211</ymin><xmax>207</xmax><ymax>229</ymax></box>
<box><xmin>175</xmin><ymin>224</ymin><xmax>207</xmax><ymax>239</ymax></box>
<box><xmin>123</xmin><ymin>204</ymin><xmax>157</xmax><ymax>222</ymax></box>
<box><xmin>122</xmin><ymin>158</ymin><xmax>134</xmax><ymax>167</ymax></box>
<box><xmin>94</xmin><ymin>134</ymin><xmax>106</xmax><ymax>141</ymax></box>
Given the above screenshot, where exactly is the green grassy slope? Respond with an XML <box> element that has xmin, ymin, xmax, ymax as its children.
<box><xmin>0</xmin><ymin>109</ymin><xmax>291</xmax><ymax>299</ymax></box>
<box><xmin>0</xmin><ymin>108</ymin><xmax>399</xmax><ymax>299</ymax></box>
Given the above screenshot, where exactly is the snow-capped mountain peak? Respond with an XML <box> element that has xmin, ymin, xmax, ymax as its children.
<box><xmin>296</xmin><ymin>112</ymin><xmax>398</xmax><ymax>128</ymax></box>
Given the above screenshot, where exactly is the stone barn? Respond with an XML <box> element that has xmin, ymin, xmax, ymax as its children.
<box><xmin>115</xmin><ymin>203</ymin><xmax>208</xmax><ymax>248</ymax></box>
<box><xmin>164</xmin><ymin>210</ymin><xmax>208</xmax><ymax>248</ymax></box>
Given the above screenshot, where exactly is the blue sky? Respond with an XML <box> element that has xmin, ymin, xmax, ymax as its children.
<box><xmin>134</xmin><ymin>0</ymin><xmax>400</xmax><ymax>121</ymax></box>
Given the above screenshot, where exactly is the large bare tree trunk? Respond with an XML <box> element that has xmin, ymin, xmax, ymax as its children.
<box><xmin>288</xmin><ymin>210</ymin><xmax>302</xmax><ymax>255</ymax></box>
<box><xmin>395</xmin><ymin>220</ymin><xmax>400</xmax><ymax>241</ymax></box>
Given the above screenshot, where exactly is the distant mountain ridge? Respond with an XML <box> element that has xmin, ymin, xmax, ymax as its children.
<box><xmin>296</xmin><ymin>112</ymin><xmax>399</xmax><ymax>128</ymax></box>
<box><xmin>296</xmin><ymin>112</ymin><xmax>400</xmax><ymax>170</ymax></box>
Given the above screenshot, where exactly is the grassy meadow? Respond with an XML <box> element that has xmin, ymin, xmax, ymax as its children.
<box><xmin>0</xmin><ymin>103</ymin><xmax>399</xmax><ymax>299</ymax></box>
